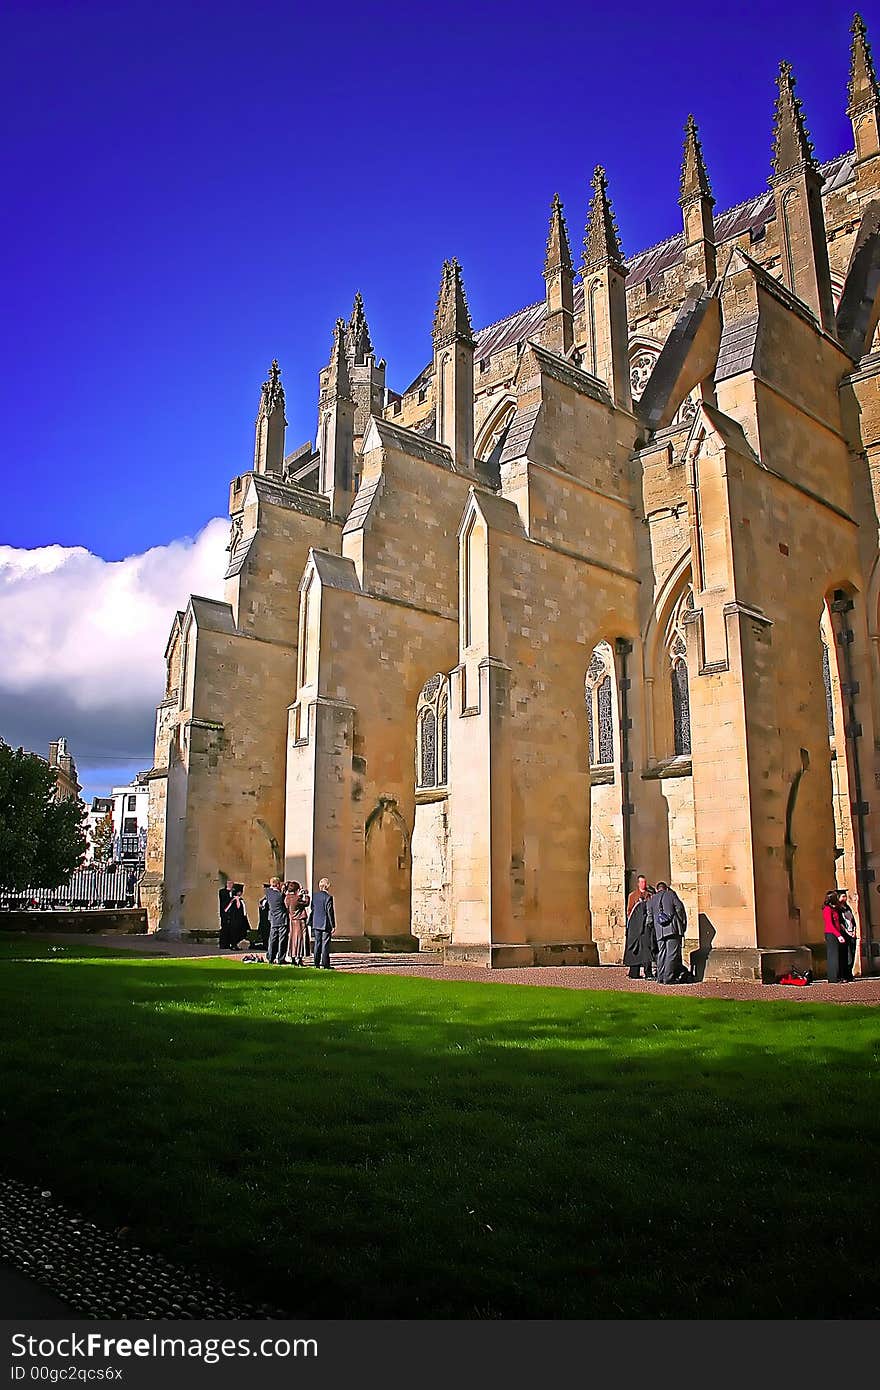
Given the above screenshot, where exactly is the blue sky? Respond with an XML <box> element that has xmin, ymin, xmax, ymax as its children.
<box><xmin>0</xmin><ymin>0</ymin><xmax>870</xmax><ymax>800</ymax></box>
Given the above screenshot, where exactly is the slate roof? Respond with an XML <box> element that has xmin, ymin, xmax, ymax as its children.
<box><xmin>188</xmin><ymin>596</ymin><xmax>237</xmax><ymax>634</ymax></box>
<box><xmin>224</xmin><ymin>532</ymin><xmax>255</xmax><ymax>580</ymax></box>
<box><xmin>404</xmin><ymin>151</ymin><xmax>854</xmax><ymax>393</ymax></box>
<box><xmin>310</xmin><ymin>550</ymin><xmax>363</xmax><ymax>593</ymax></box>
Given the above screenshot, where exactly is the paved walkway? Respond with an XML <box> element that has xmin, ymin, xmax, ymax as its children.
<box><xmin>355</xmin><ymin>959</ymin><xmax>880</xmax><ymax>1003</ymax></box>
<box><xmin>7</xmin><ymin>931</ymin><xmax>880</xmax><ymax>1004</ymax></box>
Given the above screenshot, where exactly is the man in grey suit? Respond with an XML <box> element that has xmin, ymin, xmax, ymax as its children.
<box><xmin>309</xmin><ymin>877</ymin><xmax>336</xmax><ymax>969</ymax></box>
<box><xmin>645</xmin><ymin>880</ymin><xmax>688</xmax><ymax>984</ymax></box>
<box><xmin>265</xmin><ymin>876</ymin><xmax>289</xmax><ymax>965</ymax></box>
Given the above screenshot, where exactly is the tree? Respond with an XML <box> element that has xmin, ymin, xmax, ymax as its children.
<box><xmin>0</xmin><ymin>740</ymin><xmax>87</xmax><ymax>890</ymax></box>
<box><xmin>90</xmin><ymin>811</ymin><xmax>115</xmax><ymax>866</ymax></box>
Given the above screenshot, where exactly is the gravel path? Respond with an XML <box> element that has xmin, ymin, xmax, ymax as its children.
<box><xmin>0</xmin><ymin>1178</ymin><xmax>281</xmax><ymax>1319</ymax></box>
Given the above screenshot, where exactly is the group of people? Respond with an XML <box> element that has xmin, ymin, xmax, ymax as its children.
<box><xmin>625</xmin><ymin>875</ymin><xmax>862</xmax><ymax>985</ymax></box>
<box><xmin>623</xmin><ymin>875</ymin><xmax>691</xmax><ymax>984</ymax></box>
<box><xmin>822</xmin><ymin>888</ymin><xmax>859</xmax><ymax>983</ymax></box>
<box><xmin>218</xmin><ymin>876</ymin><xmax>337</xmax><ymax>969</ymax></box>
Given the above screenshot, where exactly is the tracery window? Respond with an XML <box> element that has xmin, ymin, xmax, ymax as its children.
<box><xmin>416</xmin><ymin>674</ymin><xmax>449</xmax><ymax>790</ymax></box>
<box><xmin>671</xmin><ymin>656</ymin><xmax>691</xmax><ymax>756</ymax></box>
<box><xmin>419</xmin><ymin>708</ymin><xmax>437</xmax><ymax>786</ymax></box>
<box><xmin>439</xmin><ymin>689</ymin><xmax>449</xmax><ymax>785</ymax></box>
<box><xmin>666</xmin><ymin>589</ymin><xmax>693</xmax><ymax>757</ymax></box>
<box><xmin>629</xmin><ymin>349</ymin><xmax>657</xmax><ymax>401</ymax></box>
<box><xmin>585</xmin><ymin>643</ymin><xmax>615</xmax><ymax>769</ymax></box>
<box><xmin>475</xmin><ymin>399</ymin><xmax>516</xmax><ymax>466</ymax></box>
<box><xmin>630</xmin><ymin>345</ymin><xmax>697</xmax><ymax>425</ymax></box>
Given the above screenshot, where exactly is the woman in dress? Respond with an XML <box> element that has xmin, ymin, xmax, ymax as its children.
<box><xmin>284</xmin><ymin>880</ymin><xmax>310</xmax><ymax>965</ymax></box>
<box><xmin>822</xmin><ymin>889</ymin><xmax>848</xmax><ymax>983</ymax></box>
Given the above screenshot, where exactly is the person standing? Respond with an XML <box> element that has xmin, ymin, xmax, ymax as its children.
<box><xmin>623</xmin><ymin>875</ymin><xmax>656</xmax><ymax>980</ymax></box>
<box><xmin>837</xmin><ymin>889</ymin><xmax>858</xmax><ymax>981</ymax></box>
<box><xmin>822</xmin><ymin>890</ymin><xmax>848</xmax><ymax>983</ymax></box>
<box><xmin>219</xmin><ymin>883</ymin><xmax>249</xmax><ymax>950</ymax></box>
<box><xmin>645</xmin><ymin>880</ymin><xmax>688</xmax><ymax>984</ymax></box>
<box><xmin>265</xmin><ymin>876</ymin><xmax>290</xmax><ymax>966</ymax></box>
<box><xmin>285</xmin><ymin>880</ymin><xmax>310</xmax><ymax>965</ymax></box>
<box><xmin>218</xmin><ymin>881</ymin><xmax>232</xmax><ymax>937</ymax></box>
<box><xmin>257</xmin><ymin>888</ymin><xmax>271</xmax><ymax>951</ymax></box>
<box><xmin>310</xmin><ymin>877</ymin><xmax>336</xmax><ymax>969</ymax></box>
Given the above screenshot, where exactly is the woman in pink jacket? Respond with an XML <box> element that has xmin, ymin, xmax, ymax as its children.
<box><xmin>822</xmin><ymin>890</ymin><xmax>848</xmax><ymax>983</ymax></box>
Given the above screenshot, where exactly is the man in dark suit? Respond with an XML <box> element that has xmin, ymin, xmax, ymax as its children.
<box><xmin>265</xmin><ymin>876</ymin><xmax>289</xmax><ymax>965</ymax></box>
<box><xmin>309</xmin><ymin>877</ymin><xmax>336</xmax><ymax>969</ymax></box>
<box><xmin>645</xmin><ymin>880</ymin><xmax>688</xmax><ymax>983</ymax></box>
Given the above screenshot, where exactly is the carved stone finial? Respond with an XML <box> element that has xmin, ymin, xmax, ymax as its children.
<box><xmin>326</xmin><ymin>319</ymin><xmax>353</xmax><ymax>402</ymax></box>
<box><xmin>543</xmin><ymin>193</ymin><xmax>573</xmax><ymax>279</ymax></box>
<box><xmin>346</xmin><ymin>290</ymin><xmax>374</xmax><ymax>363</ymax></box>
<box><xmin>432</xmin><ymin>258</ymin><xmax>476</xmax><ymax>350</ymax></box>
<box><xmin>679</xmin><ymin>114</ymin><xmax>714</xmax><ymax>205</ymax></box>
<box><xmin>258</xmin><ymin>358</ymin><xmax>285</xmax><ymax>419</ymax></box>
<box><xmin>772</xmin><ymin>60</ymin><xmax>817</xmax><ymax>176</ymax></box>
<box><xmin>582</xmin><ymin>165</ymin><xmax>625</xmax><ymax>273</ymax></box>
<box><xmin>849</xmin><ymin>13</ymin><xmax>880</xmax><ymax>116</ymax></box>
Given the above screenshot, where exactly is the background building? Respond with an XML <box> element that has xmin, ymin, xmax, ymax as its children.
<box><xmin>47</xmin><ymin>738</ymin><xmax>80</xmax><ymax>802</ymax></box>
<box><xmin>84</xmin><ymin>796</ymin><xmax>113</xmax><ymax>863</ymax></box>
<box><xmin>110</xmin><ymin>773</ymin><xmax>149</xmax><ymax>870</ymax></box>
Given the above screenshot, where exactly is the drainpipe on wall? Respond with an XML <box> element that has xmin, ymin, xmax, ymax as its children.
<box><xmin>615</xmin><ymin>637</ymin><xmax>635</xmax><ymax>906</ymax></box>
<box><xmin>830</xmin><ymin>591</ymin><xmax>875</xmax><ymax>969</ymax></box>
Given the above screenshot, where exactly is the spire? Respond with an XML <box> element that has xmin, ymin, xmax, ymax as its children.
<box><xmin>253</xmin><ymin>359</ymin><xmax>287</xmax><ymax>474</ymax></box>
<box><xmin>848</xmin><ymin>14</ymin><xmax>880</xmax><ymax>180</ymax></box>
<box><xmin>679</xmin><ymin>116</ymin><xmax>716</xmax><ymax>287</ymax></box>
<box><xmin>582</xmin><ymin>166</ymin><xmax>625</xmax><ymax>273</ymax></box>
<box><xmin>543</xmin><ymin>193</ymin><xmax>573</xmax><ymax>279</ymax></box>
<box><xmin>542</xmin><ymin>193</ymin><xmax>575</xmax><ymax>354</ymax></box>
<box><xmin>259</xmin><ymin>359</ymin><xmax>286</xmax><ymax>419</ymax></box>
<box><xmin>319</xmin><ymin>321</ymin><xmax>355</xmax><ymax>519</ymax></box>
<box><xmin>346</xmin><ymin>291</ymin><xmax>373</xmax><ymax>364</ymax></box>
<box><xmin>849</xmin><ymin>13</ymin><xmax>880</xmax><ymax>115</ymax></box>
<box><xmin>768</xmin><ymin>61</ymin><xmax>835</xmax><ymax>330</ymax></box>
<box><xmin>432</xmin><ymin>258</ymin><xmax>476</xmax><ymax>350</ymax></box>
<box><xmin>579</xmin><ymin>167</ymin><xmax>630</xmax><ymax>408</ymax></box>
<box><xmin>771</xmin><ymin>61</ymin><xmax>816</xmax><ymax>176</ymax></box>
<box><xmin>326</xmin><ymin>319</ymin><xmax>353</xmax><ymax>402</ymax></box>
<box><xmin>679</xmin><ymin>115</ymin><xmax>714</xmax><ymax>205</ymax></box>
<box><xmin>432</xmin><ymin>259</ymin><xmax>475</xmax><ymax>466</ymax></box>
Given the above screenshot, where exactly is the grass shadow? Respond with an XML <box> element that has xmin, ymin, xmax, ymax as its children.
<box><xmin>0</xmin><ymin>949</ymin><xmax>878</xmax><ymax>1318</ymax></box>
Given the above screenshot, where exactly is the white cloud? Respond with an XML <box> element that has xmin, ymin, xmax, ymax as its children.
<box><xmin>0</xmin><ymin>519</ymin><xmax>229</xmax><ymax>785</ymax></box>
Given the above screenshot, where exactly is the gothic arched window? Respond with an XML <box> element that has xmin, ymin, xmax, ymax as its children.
<box><xmin>416</xmin><ymin>674</ymin><xmax>449</xmax><ymax>790</ymax></box>
<box><xmin>419</xmin><ymin>708</ymin><xmax>437</xmax><ymax>787</ymax></box>
<box><xmin>585</xmin><ymin>643</ymin><xmax>615</xmax><ymax>769</ymax></box>
<box><xmin>439</xmin><ymin>691</ymin><xmax>449</xmax><ymax>785</ymax></box>
<box><xmin>671</xmin><ymin>656</ymin><xmax>691</xmax><ymax>756</ymax></box>
<box><xmin>665</xmin><ymin>588</ymin><xmax>693</xmax><ymax>759</ymax></box>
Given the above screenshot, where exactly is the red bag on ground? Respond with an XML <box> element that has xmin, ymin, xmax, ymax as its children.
<box><xmin>777</xmin><ymin>970</ymin><xmax>813</xmax><ymax>986</ymax></box>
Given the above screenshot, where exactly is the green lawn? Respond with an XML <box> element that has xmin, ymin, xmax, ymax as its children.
<box><xmin>0</xmin><ymin>937</ymin><xmax>878</xmax><ymax>1318</ymax></box>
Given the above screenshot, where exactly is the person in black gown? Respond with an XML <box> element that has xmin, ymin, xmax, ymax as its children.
<box><xmin>623</xmin><ymin>875</ymin><xmax>656</xmax><ymax>980</ymax></box>
<box><xmin>219</xmin><ymin>882</ymin><xmax>250</xmax><ymax>949</ymax></box>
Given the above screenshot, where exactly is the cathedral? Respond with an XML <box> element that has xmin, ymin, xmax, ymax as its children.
<box><xmin>143</xmin><ymin>18</ymin><xmax>880</xmax><ymax>980</ymax></box>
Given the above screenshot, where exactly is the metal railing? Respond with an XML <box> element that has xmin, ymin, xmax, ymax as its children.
<box><xmin>0</xmin><ymin>865</ymin><xmax>139</xmax><ymax>911</ymax></box>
